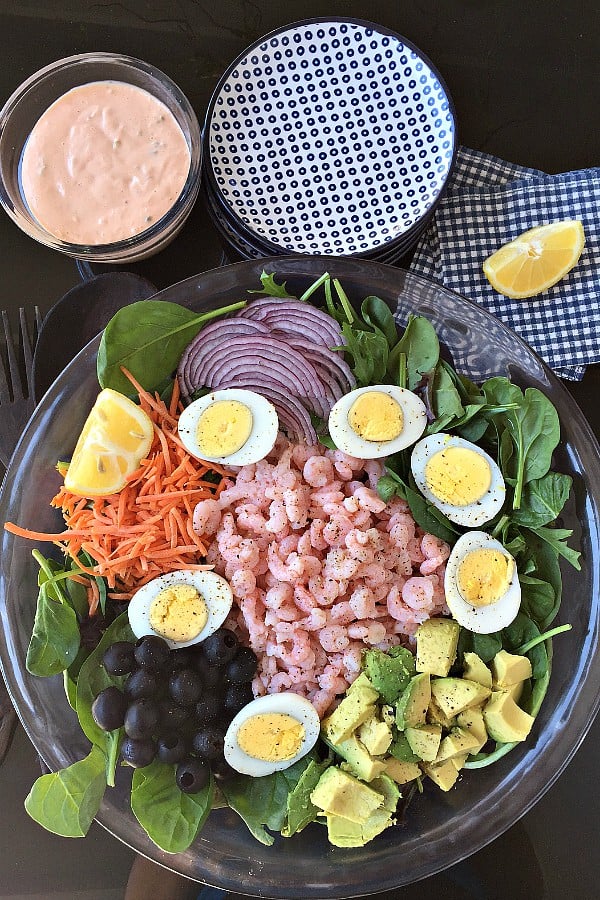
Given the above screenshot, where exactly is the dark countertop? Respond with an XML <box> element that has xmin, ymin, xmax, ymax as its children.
<box><xmin>0</xmin><ymin>2</ymin><xmax>598</xmax><ymax>899</ymax></box>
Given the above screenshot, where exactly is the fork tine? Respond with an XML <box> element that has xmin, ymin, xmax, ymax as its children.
<box><xmin>19</xmin><ymin>307</ymin><xmax>36</xmax><ymax>400</ymax></box>
<box><xmin>1</xmin><ymin>310</ymin><xmax>21</xmax><ymax>403</ymax></box>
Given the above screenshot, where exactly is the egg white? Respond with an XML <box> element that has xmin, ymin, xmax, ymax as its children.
<box><xmin>127</xmin><ymin>569</ymin><xmax>234</xmax><ymax>649</ymax></box>
<box><xmin>411</xmin><ymin>433</ymin><xmax>506</xmax><ymax>527</ymax></box>
<box><xmin>178</xmin><ymin>388</ymin><xmax>279</xmax><ymax>466</ymax></box>
<box><xmin>328</xmin><ymin>385</ymin><xmax>427</xmax><ymax>459</ymax></box>
<box><xmin>224</xmin><ymin>692</ymin><xmax>321</xmax><ymax>777</ymax></box>
<box><xmin>444</xmin><ymin>531</ymin><xmax>521</xmax><ymax>633</ymax></box>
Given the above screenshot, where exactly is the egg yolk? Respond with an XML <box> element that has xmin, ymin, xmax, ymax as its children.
<box><xmin>348</xmin><ymin>391</ymin><xmax>404</xmax><ymax>442</ymax></box>
<box><xmin>425</xmin><ymin>446</ymin><xmax>491</xmax><ymax>506</ymax></box>
<box><xmin>237</xmin><ymin>713</ymin><xmax>305</xmax><ymax>762</ymax></box>
<box><xmin>457</xmin><ymin>548</ymin><xmax>514</xmax><ymax>607</ymax></box>
<box><xmin>149</xmin><ymin>584</ymin><xmax>208</xmax><ymax>642</ymax></box>
<box><xmin>196</xmin><ymin>400</ymin><xmax>253</xmax><ymax>457</ymax></box>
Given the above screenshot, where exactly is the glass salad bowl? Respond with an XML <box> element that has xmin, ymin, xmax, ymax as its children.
<box><xmin>1</xmin><ymin>256</ymin><xmax>599</xmax><ymax>897</ymax></box>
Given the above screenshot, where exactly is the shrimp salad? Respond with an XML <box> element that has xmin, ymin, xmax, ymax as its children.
<box><xmin>8</xmin><ymin>271</ymin><xmax>577</xmax><ymax>854</ymax></box>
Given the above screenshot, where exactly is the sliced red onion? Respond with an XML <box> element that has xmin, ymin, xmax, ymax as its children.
<box><xmin>238</xmin><ymin>298</ymin><xmax>343</xmax><ymax>347</ymax></box>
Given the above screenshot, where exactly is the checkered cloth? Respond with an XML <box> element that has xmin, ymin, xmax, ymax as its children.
<box><xmin>410</xmin><ymin>146</ymin><xmax>600</xmax><ymax>380</ymax></box>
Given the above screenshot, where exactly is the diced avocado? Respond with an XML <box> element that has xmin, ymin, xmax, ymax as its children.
<box><xmin>415</xmin><ymin>618</ymin><xmax>460</xmax><ymax>677</ymax></box>
<box><xmin>422</xmin><ymin>759</ymin><xmax>460</xmax><ymax>791</ymax></box>
<box><xmin>370</xmin><ymin>773</ymin><xmax>401</xmax><ymax>812</ymax></box>
<box><xmin>483</xmin><ymin>691</ymin><xmax>534</xmax><ymax>743</ymax></box>
<box><xmin>388</xmin><ymin>730</ymin><xmax>420</xmax><ymax>763</ymax></box>
<box><xmin>358</xmin><ymin>714</ymin><xmax>393</xmax><ymax>756</ymax></box>
<box><xmin>451</xmin><ymin>753</ymin><xmax>469</xmax><ymax>771</ymax></box>
<box><xmin>395</xmin><ymin>673</ymin><xmax>431</xmax><ymax>729</ymax></box>
<box><xmin>405</xmin><ymin>724</ymin><xmax>442</xmax><ymax>762</ymax></box>
<box><xmin>326</xmin><ymin>808</ymin><xmax>393</xmax><ymax>847</ymax></box>
<box><xmin>310</xmin><ymin>766</ymin><xmax>384</xmax><ymax>824</ymax></box>
<box><xmin>462</xmin><ymin>652</ymin><xmax>493</xmax><ymax>689</ymax></box>
<box><xmin>491</xmin><ymin>650</ymin><xmax>532</xmax><ymax>688</ymax></box>
<box><xmin>323</xmin><ymin>675</ymin><xmax>378</xmax><ymax>744</ymax></box>
<box><xmin>363</xmin><ymin>646</ymin><xmax>415</xmax><ymax>704</ymax></box>
<box><xmin>384</xmin><ymin>756</ymin><xmax>421</xmax><ymax>784</ymax></box>
<box><xmin>507</xmin><ymin>680</ymin><xmax>524</xmax><ymax>703</ymax></box>
<box><xmin>334</xmin><ymin>733</ymin><xmax>387</xmax><ymax>782</ymax></box>
<box><xmin>435</xmin><ymin>727</ymin><xmax>481</xmax><ymax>763</ymax></box>
<box><xmin>426</xmin><ymin>696</ymin><xmax>456</xmax><ymax>729</ymax></box>
<box><xmin>456</xmin><ymin>707</ymin><xmax>488</xmax><ymax>753</ymax></box>
<box><xmin>430</xmin><ymin>677</ymin><xmax>491</xmax><ymax>718</ymax></box>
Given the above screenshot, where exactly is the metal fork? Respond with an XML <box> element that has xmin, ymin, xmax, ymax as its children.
<box><xmin>0</xmin><ymin>306</ymin><xmax>43</xmax><ymax>468</ymax></box>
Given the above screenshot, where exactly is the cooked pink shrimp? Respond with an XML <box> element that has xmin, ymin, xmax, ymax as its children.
<box><xmin>192</xmin><ymin>498</ymin><xmax>222</xmax><ymax>535</ymax></box>
<box><xmin>420</xmin><ymin>534</ymin><xmax>451</xmax><ymax>575</ymax></box>
<box><xmin>319</xmin><ymin>624</ymin><xmax>350</xmax><ymax>653</ymax></box>
<box><xmin>303</xmin><ymin>454</ymin><xmax>335</xmax><ymax>487</ymax></box>
<box><xmin>402</xmin><ymin>576</ymin><xmax>436</xmax><ymax>610</ymax></box>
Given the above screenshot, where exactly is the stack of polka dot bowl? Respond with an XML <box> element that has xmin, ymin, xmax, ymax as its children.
<box><xmin>202</xmin><ymin>18</ymin><xmax>457</xmax><ymax>262</ymax></box>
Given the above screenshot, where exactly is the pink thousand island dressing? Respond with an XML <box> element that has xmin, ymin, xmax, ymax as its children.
<box><xmin>20</xmin><ymin>81</ymin><xmax>191</xmax><ymax>245</ymax></box>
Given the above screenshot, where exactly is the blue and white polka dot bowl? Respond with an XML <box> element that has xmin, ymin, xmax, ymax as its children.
<box><xmin>204</xmin><ymin>18</ymin><xmax>457</xmax><ymax>258</ymax></box>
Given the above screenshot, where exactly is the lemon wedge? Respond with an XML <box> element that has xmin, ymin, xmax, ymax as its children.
<box><xmin>64</xmin><ymin>388</ymin><xmax>154</xmax><ymax>496</ymax></box>
<box><xmin>482</xmin><ymin>220</ymin><xmax>585</xmax><ymax>299</ymax></box>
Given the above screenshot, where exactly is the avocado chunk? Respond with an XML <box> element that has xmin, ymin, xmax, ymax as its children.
<box><xmin>395</xmin><ymin>673</ymin><xmax>431</xmax><ymax>729</ymax></box>
<box><xmin>451</xmin><ymin>752</ymin><xmax>469</xmax><ymax>771</ymax></box>
<box><xmin>456</xmin><ymin>707</ymin><xmax>488</xmax><ymax>752</ymax></box>
<box><xmin>326</xmin><ymin>808</ymin><xmax>393</xmax><ymax>847</ymax></box>
<box><xmin>388</xmin><ymin>730</ymin><xmax>420</xmax><ymax>763</ymax></box>
<box><xmin>333</xmin><ymin>733</ymin><xmax>387</xmax><ymax>782</ymax></box>
<box><xmin>405</xmin><ymin>724</ymin><xmax>442</xmax><ymax>762</ymax></box>
<box><xmin>415</xmin><ymin>618</ymin><xmax>460</xmax><ymax>677</ymax></box>
<box><xmin>507</xmin><ymin>681</ymin><xmax>524</xmax><ymax>703</ymax></box>
<box><xmin>430</xmin><ymin>677</ymin><xmax>491</xmax><ymax>718</ymax></box>
<box><xmin>358</xmin><ymin>714</ymin><xmax>393</xmax><ymax>756</ymax></box>
<box><xmin>426</xmin><ymin>696</ymin><xmax>456</xmax><ymax>729</ymax></box>
<box><xmin>483</xmin><ymin>691</ymin><xmax>534</xmax><ymax>742</ymax></box>
<box><xmin>462</xmin><ymin>652</ymin><xmax>493</xmax><ymax>689</ymax></box>
<box><xmin>310</xmin><ymin>766</ymin><xmax>385</xmax><ymax>824</ymax></box>
<box><xmin>323</xmin><ymin>675</ymin><xmax>379</xmax><ymax>744</ymax></box>
<box><xmin>384</xmin><ymin>756</ymin><xmax>421</xmax><ymax>784</ymax></box>
<box><xmin>491</xmin><ymin>650</ymin><xmax>532</xmax><ymax>688</ymax></box>
<box><xmin>370</xmin><ymin>773</ymin><xmax>401</xmax><ymax>812</ymax></box>
<box><xmin>363</xmin><ymin>646</ymin><xmax>415</xmax><ymax>704</ymax></box>
<box><xmin>435</xmin><ymin>726</ymin><xmax>481</xmax><ymax>763</ymax></box>
<box><xmin>422</xmin><ymin>758</ymin><xmax>460</xmax><ymax>791</ymax></box>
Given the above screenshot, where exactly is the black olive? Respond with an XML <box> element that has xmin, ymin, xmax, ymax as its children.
<box><xmin>124</xmin><ymin>667</ymin><xmax>158</xmax><ymax>701</ymax></box>
<box><xmin>194</xmin><ymin>653</ymin><xmax>224</xmax><ymax>687</ymax></box>
<box><xmin>225</xmin><ymin>647</ymin><xmax>258</xmax><ymax>683</ymax></box>
<box><xmin>224</xmin><ymin>682</ymin><xmax>254</xmax><ymax>715</ymax></box>
<box><xmin>192</xmin><ymin>725</ymin><xmax>226</xmax><ymax>760</ymax></box>
<box><xmin>133</xmin><ymin>635</ymin><xmax>171</xmax><ymax>673</ymax></box>
<box><xmin>157</xmin><ymin>733</ymin><xmax>189</xmax><ymax>764</ymax></box>
<box><xmin>202</xmin><ymin>628</ymin><xmax>239</xmax><ymax>666</ymax></box>
<box><xmin>170</xmin><ymin>647</ymin><xmax>198</xmax><ymax>670</ymax></box>
<box><xmin>91</xmin><ymin>686</ymin><xmax>128</xmax><ymax>731</ymax></box>
<box><xmin>122</xmin><ymin>736</ymin><xmax>156</xmax><ymax>768</ymax></box>
<box><xmin>176</xmin><ymin>757</ymin><xmax>210</xmax><ymax>794</ymax></box>
<box><xmin>157</xmin><ymin>697</ymin><xmax>190</xmax><ymax>732</ymax></box>
<box><xmin>211</xmin><ymin>756</ymin><xmax>237</xmax><ymax>781</ymax></box>
<box><xmin>124</xmin><ymin>698</ymin><xmax>160</xmax><ymax>739</ymax></box>
<box><xmin>193</xmin><ymin>694</ymin><xmax>225</xmax><ymax>726</ymax></box>
<box><xmin>168</xmin><ymin>668</ymin><xmax>203</xmax><ymax>707</ymax></box>
<box><xmin>102</xmin><ymin>641</ymin><xmax>136</xmax><ymax>676</ymax></box>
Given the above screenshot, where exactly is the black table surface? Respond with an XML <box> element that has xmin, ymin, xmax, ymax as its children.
<box><xmin>0</xmin><ymin>2</ymin><xmax>598</xmax><ymax>899</ymax></box>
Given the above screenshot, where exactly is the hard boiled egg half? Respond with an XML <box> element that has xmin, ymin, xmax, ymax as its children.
<box><xmin>445</xmin><ymin>531</ymin><xmax>521</xmax><ymax>633</ymax></box>
<box><xmin>128</xmin><ymin>570</ymin><xmax>234</xmax><ymax>649</ymax></box>
<box><xmin>328</xmin><ymin>385</ymin><xmax>427</xmax><ymax>459</ymax></box>
<box><xmin>224</xmin><ymin>693</ymin><xmax>321</xmax><ymax>777</ymax></box>
<box><xmin>411</xmin><ymin>433</ymin><xmax>506</xmax><ymax>527</ymax></box>
<box><xmin>178</xmin><ymin>388</ymin><xmax>278</xmax><ymax>466</ymax></box>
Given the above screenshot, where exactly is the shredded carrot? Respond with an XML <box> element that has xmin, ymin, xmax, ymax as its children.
<box><xmin>4</xmin><ymin>368</ymin><xmax>230</xmax><ymax>603</ymax></box>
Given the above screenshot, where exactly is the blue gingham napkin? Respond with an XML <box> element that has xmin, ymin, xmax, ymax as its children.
<box><xmin>410</xmin><ymin>146</ymin><xmax>600</xmax><ymax>380</ymax></box>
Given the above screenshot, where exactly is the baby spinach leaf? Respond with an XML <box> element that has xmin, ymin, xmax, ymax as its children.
<box><xmin>131</xmin><ymin>761</ymin><xmax>214</xmax><ymax>853</ymax></box>
<box><xmin>519</xmin><ymin>575</ymin><xmax>556</xmax><ymax>630</ymax></box>
<box><xmin>376</xmin><ymin>470</ymin><xmax>458</xmax><ymax>543</ymax></box>
<box><xmin>282</xmin><ymin>757</ymin><xmax>331</xmax><ymax>837</ymax></box>
<box><xmin>502</xmin><ymin>613</ymin><xmax>548</xmax><ymax>680</ymax></box>
<box><xmin>97</xmin><ymin>299</ymin><xmax>246</xmax><ymax>395</ymax></box>
<box><xmin>511</xmin><ymin>472</ymin><xmax>573</xmax><ymax>527</ymax></box>
<box><xmin>388</xmin><ymin>316</ymin><xmax>439</xmax><ymax>390</ymax></box>
<box><xmin>340</xmin><ymin>321</ymin><xmax>389</xmax><ymax>385</ymax></box>
<box><xmin>24</xmin><ymin>745</ymin><xmax>107</xmax><ymax>838</ymax></box>
<box><xmin>76</xmin><ymin>613</ymin><xmax>135</xmax><ymax>768</ymax></box>
<box><xmin>26</xmin><ymin>581</ymin><xmax>80</xmax><ymax>677</ymax></box>
<box><xmin>221</xmin><ymin>757</ymin><xmax>314</xmax><ymax>846</ymax></box>
<box><xmin>360</xmin><ymin>296</ymin><xmax>398</xmax><ymax>347</ymax></box>
<box><xmin>425</xmin><ymin>363</ymin><xmax>464</xmax><ymax>430</ymax></box>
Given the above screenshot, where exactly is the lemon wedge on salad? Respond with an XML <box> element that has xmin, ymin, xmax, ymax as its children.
<box><xmin>64</xmin><ymin>388</ymin><xmax>154</xmax><ymax>496</ymax></box>
<box><xmin>482</xmin><ymin>220</ymin><xmax>585</xmax><ymax>299</ymax></box>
